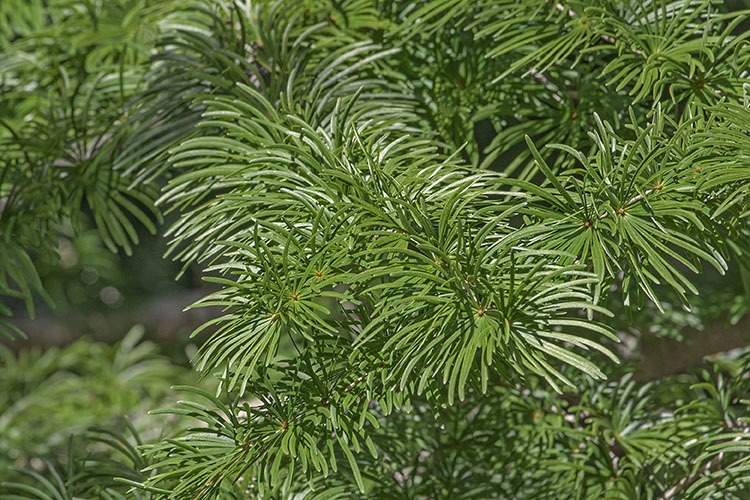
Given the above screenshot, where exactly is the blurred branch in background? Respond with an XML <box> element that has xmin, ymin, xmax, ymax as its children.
<box><xmin>635</xmin><ymin>314</ymin><xmax>750</xmax><ymax>380</ymax></box>
<box><xmin>3</xmin><ymin>288</ymin><xmax>221</xmax><ymax>351</ymax></box>
<box><xmin>6</xmin><ymin>283</ymin><xmax>748</xmax><ymax>382</ymax></box>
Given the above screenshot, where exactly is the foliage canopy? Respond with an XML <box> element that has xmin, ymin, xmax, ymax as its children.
<box><xmin>1</xmin><ymin>0</ymin><xmax>750</xmax><ymax>498</ymax></box>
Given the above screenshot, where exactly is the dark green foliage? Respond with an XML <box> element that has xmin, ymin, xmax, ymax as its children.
<box><xmin>1</xmin><ymin>0</ymin><xmax>750</xmax><ymax>498</ymax></box>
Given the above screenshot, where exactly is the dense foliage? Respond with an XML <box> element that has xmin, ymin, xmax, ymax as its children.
<box><xmin>1</xmin><ymin>0</ymin><xmax>750</xmax><ymax>498</ymax></box>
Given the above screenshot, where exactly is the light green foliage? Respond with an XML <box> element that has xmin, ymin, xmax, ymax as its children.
<box><xmin>1</xmin><ymin>0</ymin><xmax>750</xmax><ymax>498</ymax></box>
<box><xmin>0</xmin><ymin>326</ymin><xmax>191</xmax><ymax>482</ymax></box>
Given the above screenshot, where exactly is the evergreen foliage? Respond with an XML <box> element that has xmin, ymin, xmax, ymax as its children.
<box><xmin>1</xmin><ymin>0</ymin><xmax>750</xmax><ymax>498</ymax></box>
